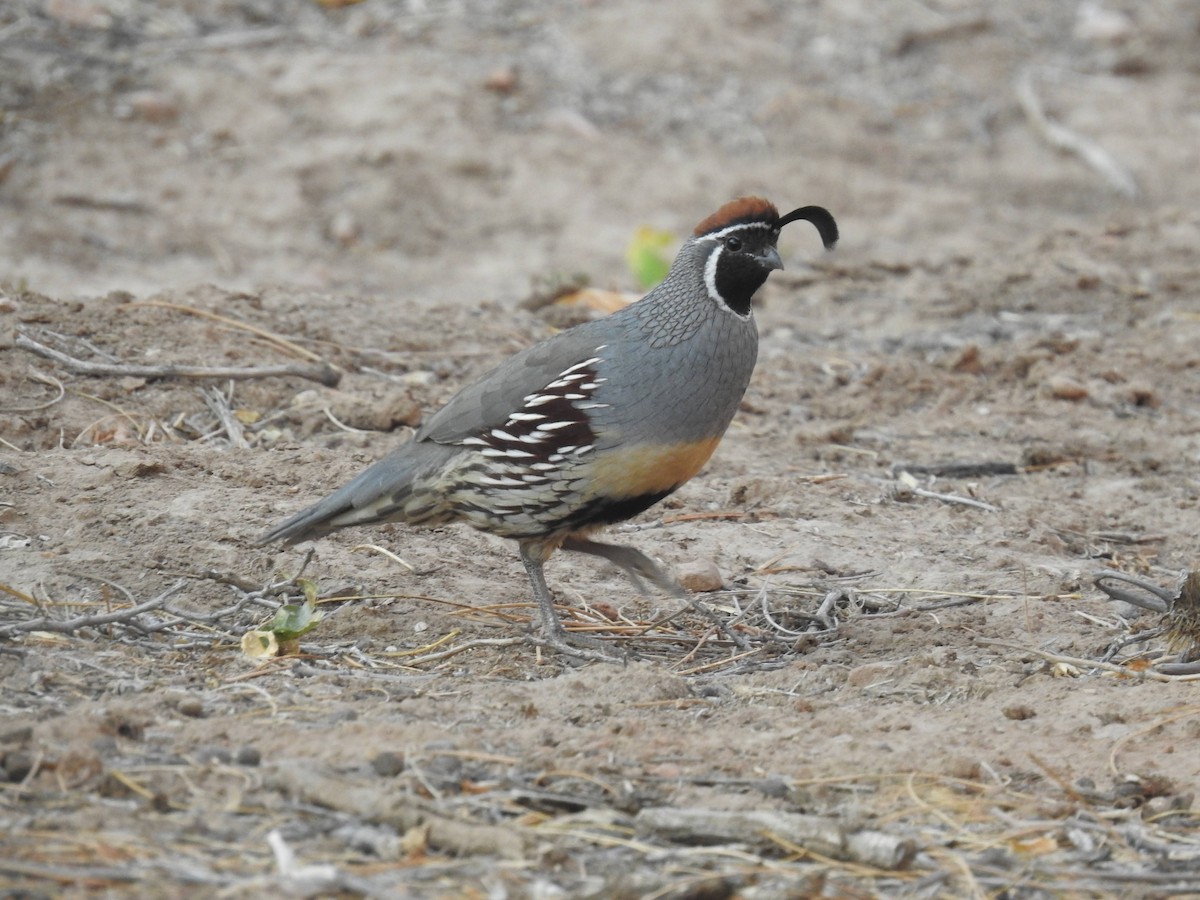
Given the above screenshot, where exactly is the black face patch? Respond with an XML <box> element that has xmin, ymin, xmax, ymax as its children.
<box><xmin>714</xmin><ymin>251</ymin><xmax>774</xmax><ymax>316</ymax></box>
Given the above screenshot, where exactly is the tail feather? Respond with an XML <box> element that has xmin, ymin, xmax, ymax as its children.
<box><xmin>256</xmin><ymin>440</ymin><xmax>456</xmax><ymax>546</ymax></box>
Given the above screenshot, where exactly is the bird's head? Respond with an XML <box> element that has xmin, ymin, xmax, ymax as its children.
<box><xmin>685</xmin><ymin>196</ymin><xmax>838</xmax><ymax>316</ymax></box>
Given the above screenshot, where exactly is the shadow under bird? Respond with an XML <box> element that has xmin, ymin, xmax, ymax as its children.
<box><xmin>257</xmin><ymin>197</ymin><xmax>838</xmax><ymax>656</ymax></box>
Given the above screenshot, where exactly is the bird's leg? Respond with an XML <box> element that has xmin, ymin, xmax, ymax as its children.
<box><xmin>561</xmin><ymin>536</ymin><xmax>751</xmax><ymax>652</ymax></box>
<box><xmin>560</xmin><ymin>537</ymin><xmax>686</xmax><ymax>597</ymax></box>
<box><xmin>518</xmin><ymin>541</ymin><xmax>620</xmax><ymax>662</ymax></box>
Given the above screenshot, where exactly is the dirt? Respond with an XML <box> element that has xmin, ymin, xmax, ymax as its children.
<box><xmin>3</xmin><ymin>1</ymin><xmax>1200</xmax><ymax>897</ymax></box>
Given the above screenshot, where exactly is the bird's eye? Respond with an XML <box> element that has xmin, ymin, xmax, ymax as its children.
<box><xmin>724</xmin><ymin>236</ymin><xmax>742</xmax><ymax>251</ymax></box>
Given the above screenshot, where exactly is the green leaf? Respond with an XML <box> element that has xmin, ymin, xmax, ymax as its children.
<box><xmin>625</xmin><ymin>226</ymin><xmax>674</xmax><ymax>290</ymax></box>
<box><xmin>266</xmin><ymin>592</ymin><xmax>323</xmax><ymax>641</ymax></box>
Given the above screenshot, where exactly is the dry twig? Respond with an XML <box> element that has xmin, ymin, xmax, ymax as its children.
<box><xmin>200</xmin><ymin>385</ymin><xmax>251</xmax><ymax>449</ymax></box>
<box><xmin>634</xmin><ymin>807</ymin><xmax>916</xmax><ymax>871</ymax></box>
<box><xmin>15</xmin><ymin>329</ymin><xmax>340</xmax><ymax>387</ymax></box>
<box><xmin>0</xmin><ymin>581</ymin><xmax>186</xmax><ymax>638</ymax></box>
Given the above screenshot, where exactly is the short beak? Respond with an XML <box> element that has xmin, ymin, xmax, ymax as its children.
<box><xmin>760</xmin><ymin>246</ymin><xmax>783</xmax><ymax>271</ymax></box>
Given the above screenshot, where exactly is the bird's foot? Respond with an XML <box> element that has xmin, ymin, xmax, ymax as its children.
<box><xmin>526</xmin><ymin>620</ymin><xmax>625</xmax><ymax>664</ymax></box>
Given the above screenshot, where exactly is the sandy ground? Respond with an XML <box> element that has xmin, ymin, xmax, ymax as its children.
<box><xmin>3</xmin><ymin>1</ymin><xmax>1200</xmax><ymax>896</ymax></box>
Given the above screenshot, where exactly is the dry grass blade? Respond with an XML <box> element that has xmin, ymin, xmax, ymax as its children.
<box><xmin>0</xmin><ymin>581</ymin><xmax>39</xmax><ymax>606</ymax></box>
<box><xmin>1107</xmin><ymin>705</ymin><xmax>1200</xmax><ymax>777</ymax></box>
<box><xmin>118</xmin><ymin>300</ymin><xmax>327</xmax><ymax>363</ymax></box>
<box><xmin>351</xmin><ymin>544</ymin><xmax>416</xmax><ymax>571</ymax></box>
<box><xmin>1</xmin><ymin>370</ymin><xmax>65</xmax><ymax>413</ymax></box>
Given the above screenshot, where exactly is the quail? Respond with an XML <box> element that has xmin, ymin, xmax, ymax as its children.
<box><xmin>258</xmin><ymin>197</ymin><xmax>838</xmax><ymax>655</ymax></box>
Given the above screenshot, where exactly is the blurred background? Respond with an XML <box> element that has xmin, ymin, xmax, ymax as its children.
<box><xmin>2</xmin><ymin>0</ymin><xmax>1197</xmax><ymax>305</ymax></box>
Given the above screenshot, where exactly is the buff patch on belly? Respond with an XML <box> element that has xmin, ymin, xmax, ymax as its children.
<box><xmin>584</xmin><ymin>436</ymin><xmax>724</xmax><ymax>501</ymax></box>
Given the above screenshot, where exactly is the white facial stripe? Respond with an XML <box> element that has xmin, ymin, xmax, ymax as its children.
<box><xmin>703</xmin><ymin>240</ymin><xmax>754</xmax><ymax>319</ymax></box>
<box><xmin>705</xmin><ymin>221</ymin><xmax>777</xmax><ymax>241</ymax></box>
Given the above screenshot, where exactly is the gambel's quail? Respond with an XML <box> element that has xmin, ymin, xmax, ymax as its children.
<box><xmin>258</xmin><ymin>197</ymin><xmax>838</xmax><ymax>656</ymax></box>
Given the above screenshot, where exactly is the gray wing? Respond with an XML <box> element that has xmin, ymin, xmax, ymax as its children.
<box><xmin>257</xmin><ymin>319</ymin><xmax>620</xmax><ymax>545</ymax></box>
<box><xmin>416</xmin><ymin>319</ymin><xmax>616</xmax><ymax>444</ymax></box>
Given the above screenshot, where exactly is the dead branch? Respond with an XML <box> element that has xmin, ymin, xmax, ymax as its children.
<box><xmin>634</xmin><ymin>807</ymin><xmax>916</xmax><ymax>870</ymax></box>
<box><xmin>14</xmin><ymin>330</ymin><xmax>340</xmax><ymax>387</ymax></box>
<box><xmin>0</xmin><ymin>581</ymin><xmax>187</xmax><ymax>638</ymax></box>
<box><xmin>1016</xmin><ymin>69</ymin><xmax>1139</xmax><ymax>198</ymax></box>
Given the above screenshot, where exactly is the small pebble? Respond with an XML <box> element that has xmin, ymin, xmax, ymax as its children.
<box><xmin>1125</xmin><ymin>382</ymin><xmax>1160</xmax><ymax>408</ymax></box>
<box><xmin>371</xmin><ymin>751</ymin><xmax>405</xmax><ymax>777</ymax></box>
<box><xmin>1143</xmin><ymin>794</ymin><xmax>1193</xmax><ymax>817</ymax></box>
<box><xmin>401</xmin><ymin>370</ymin><xmax>436</xmax><ymax>386</ymax></box>
<box><xmin>176</xmin><ymin>697</ymin><xmax>206</xmax><ymax>718</ymax></box>
<box><xmin>755</xmin><ymin>776</ymin><xmax>790</xmax><ymax>799</ymax></box>
<box><xmin>236</xmin><ymin>746</ymin><xmax>262</xmax><ymax>767</ymax></box>
<box><xmin>127</xmin><ymin>90</ymin><xmax>180</xmax><ymax>124</ymax></box>
<box><xmin>483</xmin><ymin>67</ymin><xmax>518</xmax><ymax>94</ymax></box>
<box><xmin>1047</xmin><ymin>374</ymin><xmax>1088</xmax><ymax>401</ymax></box>
<box><xmin>2</xmin><ymin>750</ymin><xmax>34</xmax><ymax>782</ymax></box>
<box><xmin>1002</xmin><ymin>704</ymin><xmax>1036</xmax><ymax>721</ymax></box>
<box><xmin>676</xmin><ymin>559</ymin><xmax>724</xmax><ymax>592</ymax></box>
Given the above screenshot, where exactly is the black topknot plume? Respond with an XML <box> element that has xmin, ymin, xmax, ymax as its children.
<box><xmin>776</xmin><ymin>205</ymin><xmax>839</xmax><ymax>250</ymax></box>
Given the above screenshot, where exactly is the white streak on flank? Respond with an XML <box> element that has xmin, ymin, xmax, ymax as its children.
<box><xmin>490</xmin><ymin>429</ymin><xmax>517</xmax><ymax>442</ymax></box>
<box><xmin>524</xmin><ymin>394</ymin><xmax>557</xmax><ymax>407</ymax></box>
<box><xmin>479</xmin><ymin>474</ymin><xmax>524</xmax><ymax>487</ymax></box>
<box><xmin>461</xmin><ymin>436</ymin><xmax>488</xmax><ymax>447</ymax></box>
<box><xmin>559</xmin><ymin>356</ymin><xmax>603</xmax><ymax>376</ymax></box>
<box><xmin>575</xmin><ymin>402</ymin><xmax>609</xmax><ymax>410</ymax></box>
<box><xmin>480</xmin><ymin>447</ymin><xmax>535</xmax><ymax>458</ymax></box>
<box><xmin>508</xmin><ymin>412</ymin><xmax>545</xmax><ymax>422</ymax></box>
<box><xmin>536</xmin><ymin>421</ymin><xmax>576</xmax><ymax>431</ymax></box>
